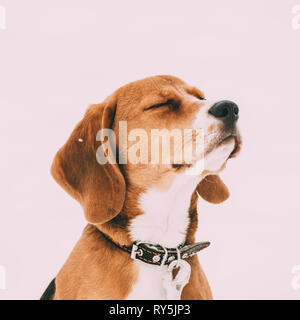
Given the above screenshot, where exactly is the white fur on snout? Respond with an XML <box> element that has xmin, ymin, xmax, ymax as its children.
<box><xmin>191</xmin><ymin>99</ymin><xmax>219</xmax><ymax>134</ymax></box>
<box><xmin>190</xmin><ymin>98</ymin><xmax>235</xmax><ymax>172</ymax></box>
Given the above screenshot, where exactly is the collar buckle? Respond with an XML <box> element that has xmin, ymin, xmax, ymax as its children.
<box><xmin>130</xmin><ymin>243</ymin><xmax>143</xmax><ymax>260</ymax></box>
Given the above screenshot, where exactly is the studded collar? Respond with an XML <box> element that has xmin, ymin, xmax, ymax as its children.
<box><xmin>98</xmin><ymin>230</ymin><xmax>210</xmax><ymax>266</ymax></box>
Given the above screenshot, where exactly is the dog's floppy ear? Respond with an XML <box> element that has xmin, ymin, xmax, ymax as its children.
<box><xmin>51</xmin><ymin>97</ymin><xmax>126</xmax><ymax>224</ymax></box>
<box><xmin>196</xmin><ymin>175</ymin><xmax>229</xmax><ymax>204</ymax></box>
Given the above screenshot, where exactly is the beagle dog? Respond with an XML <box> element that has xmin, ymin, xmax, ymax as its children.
<box><xmin>41</xmin><ymin>75</ymin><xmax>241</xmax><ymax>300</ymax></box>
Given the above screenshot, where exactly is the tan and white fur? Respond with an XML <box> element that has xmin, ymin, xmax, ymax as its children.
<box><xmin>48</xmin><ymin>75</ymin><xmax>241</xmax><ymax>300</ymax></box>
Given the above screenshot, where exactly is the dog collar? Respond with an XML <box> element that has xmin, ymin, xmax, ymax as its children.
<box><xmin>98</xmin><ymin>230</ymin><xmax>210</xmax><ymax>266</ymax></box>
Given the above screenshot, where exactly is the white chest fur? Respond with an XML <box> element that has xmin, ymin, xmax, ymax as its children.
<box><xmin>126</xmin><ymin>173</ymin><xmax>200</xmax><ymax>300</ymax></box>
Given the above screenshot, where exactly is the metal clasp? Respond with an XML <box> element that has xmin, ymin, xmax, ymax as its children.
<box><xmin>130</xmin><ymin>243</ymin><xmax>143</xmax><ymax>260</ymax></box>
<box><xmin>163</xmin><ymin>259</ymin><xmax>191</xmax><ymax>300</ymax></box>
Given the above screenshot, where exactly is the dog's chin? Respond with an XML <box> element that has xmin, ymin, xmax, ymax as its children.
<box><xmin>181</xmin><ymin>133</ymin><xmax>241</xmax><ymax>176</ymax></box>
<box><xmin>204</xmin><ymin>136</ymin><xmax>236</xmax><ymax>173</ymax></box>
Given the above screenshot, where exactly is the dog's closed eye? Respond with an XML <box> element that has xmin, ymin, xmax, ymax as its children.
<box><xmin>144</xmin><ymin>99</ymin><xmax>178</xmax><ymax>111</ymax></box>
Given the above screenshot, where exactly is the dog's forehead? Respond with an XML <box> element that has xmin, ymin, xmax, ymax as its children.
<box><xmin>117</xmin><ymin>75</ymin><xmax>187</xmax><ymax>99</ymax></box>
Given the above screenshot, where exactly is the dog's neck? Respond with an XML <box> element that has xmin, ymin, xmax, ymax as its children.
<box><xmin>129</xmin><ymin>174</ymin><xmax>200</xmax><ymax>248</ymax></box>
<box><xmin>98</xmin><ymin>173</ymin><xmax>202</xmax><ymax>249</ymax></box>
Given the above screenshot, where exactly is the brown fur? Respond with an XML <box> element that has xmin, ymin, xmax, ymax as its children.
<box><xmin>51</xmin><ymin>75</ymin><xmax>230</xmax><ymax>300</ymax></box>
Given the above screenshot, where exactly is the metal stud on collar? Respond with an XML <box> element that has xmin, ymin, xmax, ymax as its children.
<box><xmin>152</xmin><ymin>255</ymin><xmax>161</xmax><ymax>263</ymax></box>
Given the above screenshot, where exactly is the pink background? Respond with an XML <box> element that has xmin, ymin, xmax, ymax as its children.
<box><xmin>0</xmin><ymin>0</ymin><xmax>300</xmax><ymax>299</ymax></box>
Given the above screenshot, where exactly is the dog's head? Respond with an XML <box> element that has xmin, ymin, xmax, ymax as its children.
<box><xmin>51</xmin><ymin>75</ymin><xmax>241</xmax><ymax>224</ymax></box>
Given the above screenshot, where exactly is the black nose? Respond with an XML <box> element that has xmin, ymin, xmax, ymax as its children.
<box><xmin>208</xmin><ymin>100</ymin><xmax>239</xmax><ymax>125</ymax></box>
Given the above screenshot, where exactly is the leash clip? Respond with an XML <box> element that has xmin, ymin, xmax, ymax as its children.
<box><xmin>163</xmin><ymin>259</ymin><xmax>191</xmax><ymax>300</ymax></box>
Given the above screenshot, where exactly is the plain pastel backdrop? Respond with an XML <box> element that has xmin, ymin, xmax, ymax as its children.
<box><xmin>0</xmin><ymin>0</ymin><xmax>300</xmax><ymax>299</ymax></box>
